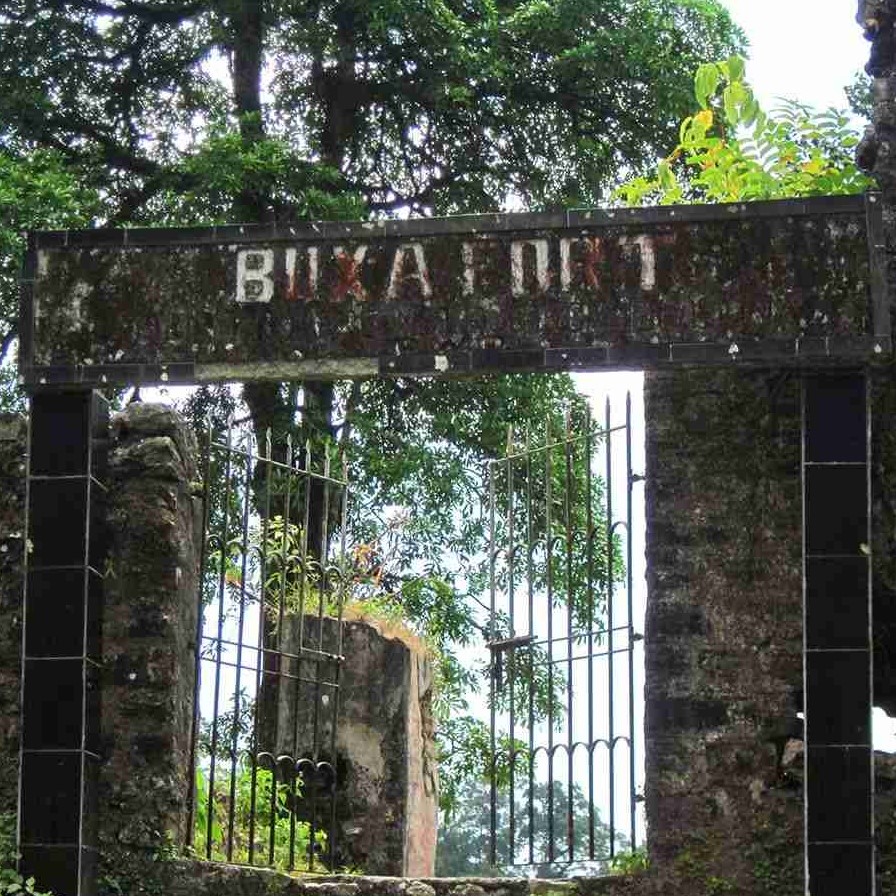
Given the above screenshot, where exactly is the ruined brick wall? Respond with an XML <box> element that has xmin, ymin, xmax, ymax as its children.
<box><xmin>644</xmin><ymin>369</ymin><xmax>805</xmax><ymax>895</ymax></box>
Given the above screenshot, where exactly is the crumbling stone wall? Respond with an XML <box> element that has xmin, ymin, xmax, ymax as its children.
<box><xmin>0</xmin><ymin>404</ymin><xmax>204</xmax><ymax>896</ymax></box>
<box><xmin>99</xmin><ymin>404</ymin><xmax>203</xmax><ymax>856</ymax></box>
<box><xmin>644</xmin><ymin>369</ymin><xmax>805</xmax><ymax>895</ymax></box>
<box><xmin>856</xmin><ymin>3</ymin><xmax>896</xmax><ymax>721</ymax></box>
<box><xmin>0</xmin><ymin>415</ymin><xmax>25</xmax><ymax>818</ymax></box>
<box><xmin>272</xmin><ymin>615</ymin><xmax>438</xmax><ymax>876</ymax></box>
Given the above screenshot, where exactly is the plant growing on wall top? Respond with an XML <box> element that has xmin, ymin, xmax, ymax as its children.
<box><xmin>614</xmin><ymin>56</ymin><xmax>872</xmax><ymax>206</ymax></box>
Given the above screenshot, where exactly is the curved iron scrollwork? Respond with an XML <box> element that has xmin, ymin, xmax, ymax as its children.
<box><xmin>256</xmin><ymin>752</ymin><xmax>338</xmax><ymax>794</ymax></box>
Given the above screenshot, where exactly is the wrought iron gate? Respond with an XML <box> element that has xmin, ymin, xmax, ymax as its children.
<box><xmin>486</xmin><ymin>395</ymin><xmax>642</xmax><ymax>871</ymax></box>
<box><xmin>187</xmin><ymin>424</ymin><xmax>349</xmax><ymax>872</ymax></box>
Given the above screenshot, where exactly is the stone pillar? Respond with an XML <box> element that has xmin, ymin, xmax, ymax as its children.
<box><xmin>0</xmin><ymin>415</ymin><xmax>25</xmax><ymax>817</ymax></box>
<box><xmin>98</xmin><ymin>404</ymin><xmax>202</xmax><ymax>857</ymax></box>
<box><xmin>19</xmin><ymin>390</ymin><xmax>109</xmax><ymax>896</ymax></box>
<box><xmin>275</xmin><ymin>616</ymin><xmax>438</xmax><ymax>876</ymax></box>
<box><xmin>644</xmin><ymin>369</ymin><xmax>805</xmax><ymax>895</ymax></box>
<box><xmin>335</xmin><ymin>618</ymin><xmax>438</xmax><ymax>876</ymax></box>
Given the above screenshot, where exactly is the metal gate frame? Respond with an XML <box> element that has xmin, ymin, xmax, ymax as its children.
<box><xmin>186</xmin><ymin>423</ymin><xmax>349</xmax><ymax>872</ymax></box>
<box><xmin>486</xmin><ymin>394</ymin><xmax>642</xmax><ymax>872</ymax></box>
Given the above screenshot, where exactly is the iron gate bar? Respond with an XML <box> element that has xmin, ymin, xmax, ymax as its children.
<box><xmin>248</xmin><ymin>428</ymin><xmax>273</xmax><ymax>865</ymax></box>
<box><xmin>605</xmin><ymin>399</ymin><xmax>615</xmax><ymax>857</ymax></box>
<box><xmin>526</xmin><ymin>427</ymin><xmax>536</xmax><ymax>867</ymax></box>
<box><xmin>545</xmin><ymin>417</ymin><xmax>555</xmax><ymax>863</ymax></box>
<box><xmin>564</xmin><ymin>413</ymin><xmax>575</xmax><ymax>862</ymax></box>
<box><xmin>188</xmin><ymin>423</ymin><xmax>348</xmax><ymax>873</ymax></box>
<box><xmin>585</xmin><ymin>408</ymin><xmax>596</xmax><ymax>861</ymax></box>
<box><xmin>507</xmin><ymin>429</ymin><xmax>517</xmax><ymax>866</ymax></box>
<box><xmin>487</xmin><ymin>401</ymin><xmax>640</xmax><ymax>871</ymax></box>
<box><xmin>626</xmin><ymin>393</ymin><xmax>638</xmax><ymax>844</ymax></box>
<box><xmin>488</xmin><ymin>452</ymin><xmax>497</xmax><ymax>867</ymax></box>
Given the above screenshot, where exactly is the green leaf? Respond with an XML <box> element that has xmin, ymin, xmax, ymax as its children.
<box><xmin>657</xmin><ymin>160</ymin><xmax>677</xmax><ymax>192</ymax></box>
<box><xmin>722</xmin><ymin>81</ymin><xmax>750</xmax><ymax>128</ymax></box>
<box><xmin>726</xmin><ymin>55</ymin><xmax>746</xmax><ymax>83</ymax></box>
<box><xmin>695</xmin><ymin>63</ymin><xmax>721</xmax><ymax>108</ymax></box>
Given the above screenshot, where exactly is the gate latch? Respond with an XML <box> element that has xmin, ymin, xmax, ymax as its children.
<box><xmin>486</xmin><ymin>634</ymin><xmax>536</xmax><ymax>691</ymax></box>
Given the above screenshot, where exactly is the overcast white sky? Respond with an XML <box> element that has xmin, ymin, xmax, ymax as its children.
<box><xmin>721</xmin><ymin>0</ymin><xmax>868</xmax><ymax>111</ymax></box>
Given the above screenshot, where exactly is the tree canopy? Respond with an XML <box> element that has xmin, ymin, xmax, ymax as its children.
<box><xmin>0</xmin><ymin>0</ymin><xmax>743</xmax><ymax>356</ymax></box>
<box><xmin>436</xmin><ymin>777</ymin><xmax>613</xmax><ymax>878</ymax></box>
<box><xmin>0</xmin><ymin>0</ymin><xmax>745</xmax><ymax>818</ymax></box>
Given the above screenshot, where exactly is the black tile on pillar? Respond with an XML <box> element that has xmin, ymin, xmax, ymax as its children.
<box><xmin>25</xmin><ymin>568</ymin><xmax>102</xmax><ymax>658</ymax></box>
<box><xmin>19</xmin><ymin>752</ymin><xmax>82</xmax><ymax>844</ymax></box>
<box><xmin>804</xmin><ymin>466</ymin><xmax>867</xmax><ymax>556</ymax></box>
<box><xmin>19</xmin><ymin>390</ymin><xmax>108</xmax><ymax>896</ymax></box>
<box><xmin>804</xmin><ymin>375</ymin><xmax>866</xmax><ymax>463</ymax></box>
<box><xmin>802</xmin><ymin>372</ymin><xmax>873</xmax><ymax>896</ymax></box>
<box><xmin>22</xmin><ymin>658</ymin><xmax>86</xmax><ymax>750</ymax></box>
<box><xmin>28</xmin><ymin>477</ymin><xmax>90</xmax><ymax>567</ymax></box>
<box><xmin>18</xmin><ymin>846</ymin><xmax>81</xmax><ymax>896</ymax></box>
<box><xmin>805</xmin><ymin>557</ymin><xmax>868</xmax><ymax>650</ymax></box>
<box><xmin>805</xmin><ymin>651</ymin><xmax>870</xmax><ymax>746</ymax></box>
<box><xmin>806</xmin><ymin>746</ymin><xmax>872</xmax><ymax>842</ymax></box>
<box><xmin>28</xmin><ymin>392</ymin><xmax>92</xmax><ymax>475</ymax></box>
<box><xmin>807</xmin><ymin>843</ymin><xmax>873</xmax><ymax>896</ymax></box>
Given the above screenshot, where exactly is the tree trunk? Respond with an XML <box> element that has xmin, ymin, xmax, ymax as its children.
<box><xmin>228</xmin><ymin>0</ymin><xmax>347</xmax><ymax>762</ymax></box>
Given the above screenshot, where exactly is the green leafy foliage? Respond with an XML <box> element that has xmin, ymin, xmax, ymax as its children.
<box><xmin>846</xmin><ymin>71</ymin><xmax>873</xmax><ymax>121</ymax></box>
<box><xmin>150</xmin><ymin>127</ymin><xmax>366</xmax><ymax>226</ymax></box>
<box><xmin>608</xmin><ymin>847</ymin><xmax>649</xmax><ymax>875</ymax></box>
<box><xmin>192</xmin><ymin>764</ymin><xmax>320</xmax><ymax>872</ymax></box>
<box><xmin>614</xmin><ymin>57</ymin><xmax>872</xmax><ymax>206</ymax></box>
<box><xmin>0</xmin><ymin>813</ymin><xmax>52</xmax><ymax>896</ymax></box>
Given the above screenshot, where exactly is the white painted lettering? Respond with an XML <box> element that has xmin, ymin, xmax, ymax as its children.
<box><xmin>560</xmin><ymin>238</ymin><xmax>573</xmax><ymax>290</ymax></box>
<box><xmin>387</xmin><ymin>243</ymin><xmax>432</xmax><ymax>299</ymax></box>
<box><xmin>511</xmin><ymin>239</ymin><xmax>550</xmax><ymax>296</ymax></box>
<box><xmin>236</xmin><ymin>249</ymin><xmax>274</xmax><ymax>303</ymax></box>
